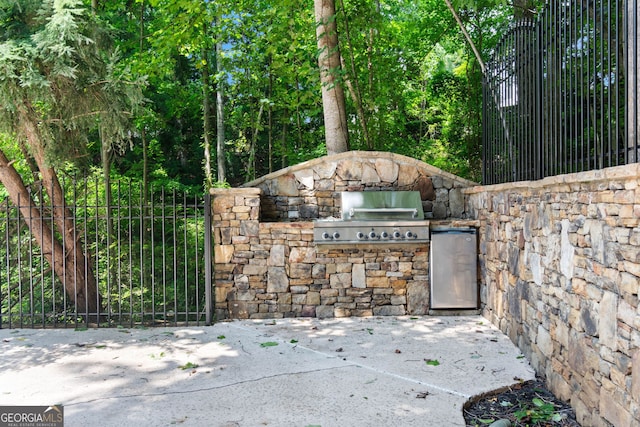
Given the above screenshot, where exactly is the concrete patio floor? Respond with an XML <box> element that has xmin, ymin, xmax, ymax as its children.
<box><xmin>0</xmin><ymin>315</ymin><xmax>535</xmax><ymax>426</ymax></box>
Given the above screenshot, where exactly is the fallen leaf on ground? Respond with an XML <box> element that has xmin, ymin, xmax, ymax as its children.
<box><xmin>179</xmin><ymin>362</ymin><xmax>199</xmax><ymax>370</ymax></box>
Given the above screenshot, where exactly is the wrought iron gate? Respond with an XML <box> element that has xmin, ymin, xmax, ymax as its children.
<box><xmin>0</xmin><ymin>176</ymin><xmax>213</xmax><ymax>328</ymax></box>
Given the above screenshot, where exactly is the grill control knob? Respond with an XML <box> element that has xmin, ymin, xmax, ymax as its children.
<box><xmin>393</xmin><ymin>231</ymin><xmax>402</xmax><ymax>239</ymax></box>
<box><xmin>357</xmin><ymin>232</ymin><xmax>366</xmax><ymax>240</ymax></box>
<box><xmin>332</xmin><ymin>232</ymin><xmax>341</xmax><ymax>239</ymax></box>
<box><xmin>322</xmin><ymin>232</ymin><xmax>331</xmax><ymax>240</ymax></box>
<box><xmin>369</xmin><ymin>231</ymin><xmax>377</xmax><ymax>239</ymax></box>
<box><xmin>380</xmin><ymin>231</ymin><xmax>389</xmax><ymax>239</ymax></box>
<box><xmin>405</xmin><ymin>231</ymin><xmax>415</xmax><ymax>239</ymax></box>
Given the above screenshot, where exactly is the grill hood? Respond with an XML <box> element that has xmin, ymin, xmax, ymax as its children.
<box><xmin>339</xmin><ymin>191</ymin><xmax>424</xmax><ymax>221</ymax></box>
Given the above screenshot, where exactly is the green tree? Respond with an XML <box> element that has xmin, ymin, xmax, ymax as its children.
<box><xmin>219</xmin><ymin>0</ymin><xmax>323</xmax><ymax>182</ymax></box>
<box><xmin>0</xmin><ymin>0</ymin><xmax>144</xmax><ymax>314</ymax></box>
<box><xmin>144</xmin><ymin>0</ymin><xmax>230</xmax><ymax>188</ymax></box>
<box><xmin>43</xmin><ymin>0</ymin><xmax>527</xmax><ymax>186</ymax></box>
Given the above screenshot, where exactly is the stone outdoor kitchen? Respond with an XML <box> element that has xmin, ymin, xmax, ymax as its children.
<box><xmin>211</xmin><ymin>150</ymin><xmax>640</xmax><ymax>426</ymax></box>
<box><xmin>212</xmin><ymin>151</ymin><xmax>477</xmax><ymax>319</ymax></box>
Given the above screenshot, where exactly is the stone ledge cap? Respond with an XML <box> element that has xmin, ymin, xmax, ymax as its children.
<box><xmin>210</xmin><ymin>187</ymin><xmax>262</xmax><ymax>196</ymax></box>
<box><xmin>463</xmin><ymin>163</ymin><xmax>640</xmax><ymax>194</ymax></box>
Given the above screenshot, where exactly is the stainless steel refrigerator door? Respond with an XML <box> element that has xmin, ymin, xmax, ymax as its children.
<box><xmin>430</xmin><ymin>230</ymin><xmax>478</xmax><ymax>309</ymax></box>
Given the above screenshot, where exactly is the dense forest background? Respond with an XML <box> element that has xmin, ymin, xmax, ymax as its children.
<box><xmin>1</xmin><ymin>0</ymin><xmax>541</xmax><ymax>194</ymax></box>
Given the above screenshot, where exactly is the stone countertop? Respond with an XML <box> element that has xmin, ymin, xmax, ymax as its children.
<box><xmin>429</xmin><ymin>219</ymin><xmax>480</xmax><ymax>228</ymax></box>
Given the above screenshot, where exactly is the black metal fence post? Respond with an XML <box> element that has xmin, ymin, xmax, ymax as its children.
<box><xmin>627</xmin><ymin>0</ymin><xmax>640</xmax><ymax>162</ymax></box>
<box><xmin>204</xmin><ymin>192</ymin><xmax>213</xmax><ymax>326</ymax></box>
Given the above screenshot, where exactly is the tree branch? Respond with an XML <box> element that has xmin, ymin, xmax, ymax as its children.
<box><xmin>443</xmin><ymin>0</ymin><xmax>485</xmax><ymax>74</ymax></box>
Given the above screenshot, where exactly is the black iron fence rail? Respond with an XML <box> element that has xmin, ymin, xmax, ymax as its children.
<box><xmin>483</xmin><ymin>0</ymin><xmax>639</xmax><ymax>184</ymax></box>
<box><xmin>0</xmin><ymin>176</ymin><xmax>213</xmax><ymax>328</ymax></box>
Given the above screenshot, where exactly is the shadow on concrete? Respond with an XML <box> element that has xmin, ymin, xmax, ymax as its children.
<box><xmin>0</xmin><ymin>316</ymin><xmax>535</xmax><ymax>426</ymax></box>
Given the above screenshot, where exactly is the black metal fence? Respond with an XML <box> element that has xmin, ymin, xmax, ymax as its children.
<box><xmin>483</xmin><ymin>0</ymin><xmax>640</xmax><ymax>184</ymax></box>
<box><xmin>0</xmin><ymin>176</ymin><xmax>213</xmax><ymax>328</ymax></box>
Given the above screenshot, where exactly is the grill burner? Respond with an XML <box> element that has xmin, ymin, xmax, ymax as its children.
<box><xmin>314</xmin><ymin>191</ymin><xmax>430</xmax><ymax>245</ymax></box>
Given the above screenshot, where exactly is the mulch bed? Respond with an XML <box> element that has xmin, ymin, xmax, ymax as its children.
<box><xmin>464</xmin><ymin>378</ymin><xmax>580</xmax><ymax>427</ymax></box>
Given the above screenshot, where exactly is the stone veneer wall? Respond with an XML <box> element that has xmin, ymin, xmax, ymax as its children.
<box><xmin>464</xmin><ymin>164</ymin><xmax>640</xmax><ymax>426</ymax></box>
<box><xmin>211</xmin><ymin>151</ymin><xmax>476</xmax><ymax>320</ymax></box>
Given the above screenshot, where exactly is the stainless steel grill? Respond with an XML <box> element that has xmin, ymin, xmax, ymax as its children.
<box><xmin>314</xmin><ymin>191</ymin><xmax>430</xmax><ymax>245</ymax></box>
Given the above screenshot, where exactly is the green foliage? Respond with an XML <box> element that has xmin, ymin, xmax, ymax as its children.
<box><xmin>0</xmin><ymin>0</ymin><xmax>145</xmax><ymax>170</ymax></box>
<box><xmin>178</xmin><ymin>362</ymin><xmax>199</xmax><ymax>370</ymax></box>
<box><xmin>514</xmin><ymin>397</ymin><xmax>564</xmax><ymax>424</ymax></box>
<box><xmin>212</xmin><ymin>180</ymin><xmax>231</xmax><ymax>189</ymax></box>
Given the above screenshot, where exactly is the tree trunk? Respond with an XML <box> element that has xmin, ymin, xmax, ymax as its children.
<box><xmin>17</xmin><ymin>139</ymin><xmax>39</xmax><ymax>180</ymax></box>
<box><xmin>280</xmin><ymin>118</ymin><xmax>288</xmax><ymax>169</ymax></box>
<box><xmin>295</xmin><ymin>74</ymin><xmax>303</xmax><ymax>150</ymax></box>
<box><xmin>100</xmin><ymin>125</ymin><xmax>116</xmax><ymax>288</ymax></box>
<box><xmin>215</xmin><ymin>14</ymin><xmax>226</xmax><ymax>184</ymax></box>
<box><xmin>0</xmin><ymin>149</ymin><xmax>99</xmax><ymax>316</ymax></box>
<box><xmin>15</xmin><ymin>104</ymin><xmax>101</xmax><ymax>316</ymax></box>
<box><xmin>314</xmin><ymin>0</ymin><xmax>349</xmax><ymax>154</ymax></box>
<box><xmin>202</xmin><ymin>25</ymin><xmax>214</xmax><ymax>189</ymax></box>
<box><xmin>249</xmin><ymin>101</ymin><xmax>265</xmax><ymax>181</ymax></box>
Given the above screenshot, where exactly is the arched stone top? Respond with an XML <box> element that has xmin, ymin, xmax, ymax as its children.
<box><xmin>238</xmin><ymin>151</ymin><xmax>475</xmax><ymax>221</ymax></box>
<box><xmin>242</xmin><ymin>151</ymin><xmax>477</xmax><ymax>190</ymax></box>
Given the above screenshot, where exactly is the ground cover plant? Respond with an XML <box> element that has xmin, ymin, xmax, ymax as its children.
<box><xmin>464</xmin><ymin>378</ymin><xmax>580</xmax><ymax>427</ymax></box>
